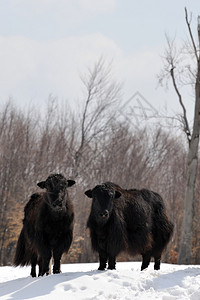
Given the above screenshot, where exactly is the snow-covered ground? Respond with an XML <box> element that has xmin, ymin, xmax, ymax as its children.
<box><xmin>0</xmin><ymin>262</ymin><xmax>200</xmax><ymax>299</ymax></box>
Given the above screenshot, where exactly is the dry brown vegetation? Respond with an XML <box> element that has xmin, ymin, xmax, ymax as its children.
<box><xmin>0</xmin><ymin>99</ymin><xmax>191</xmax><ymax>266</ymax></box>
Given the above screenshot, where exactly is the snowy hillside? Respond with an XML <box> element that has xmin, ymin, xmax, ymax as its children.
<box><xmin>0</xmin><ymin>262</ymin><xmax>200</xmax><ymax>299</ymax></box>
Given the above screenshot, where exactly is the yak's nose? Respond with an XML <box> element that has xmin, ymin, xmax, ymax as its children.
<box><xmin>100</xmin><ymin>210</ymin><xmax>109</xmax><ymax>218</ymax></box>
<box><xmin>53</xmin><ymin>200</ymin><xmax>62</xmax><ymax>207</ymax></box>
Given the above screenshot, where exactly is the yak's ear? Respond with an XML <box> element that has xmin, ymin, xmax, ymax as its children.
<box><xmin>85</xmin><ymin>189</ymin><xmax>93</xmax><ymax>198</ymax></box>
<box><xmin>115</xmin><ymin>191</ymin><xmax>121</xmax><ymax>199</ymax></box>
<box><xmin>37</xmin><ymin>181</ymin><xmax>46</xmax><ymax>189</ymax></box>
<box><xmin>67</xmin><ymin>180</ymin><xmax>76</xmax><ymax>187</ymax></box>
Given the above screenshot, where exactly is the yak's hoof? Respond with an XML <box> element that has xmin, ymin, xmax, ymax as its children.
<box><xmin>38</xmin><ymin>270</ymin><xmax>49</xmax><ymax>277</ymax></box>
<box><xmin>98</xmin><ymin>266</ymin><xmax>106</xmax><ymax>271</ymax></box>
<box><xmin>108</xmin><ymin>266</ymin><xmax>116</xmax><ymax>270</ymax></box>
<box><xmin>53</xmin><ymin>269</ymin><xmax>61</xmax><ymax>274</ymax></box>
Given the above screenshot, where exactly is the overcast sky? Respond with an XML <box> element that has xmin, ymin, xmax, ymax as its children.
<box><xmin>0</xmin><ymin>0</ymin><xmax>199</xmax><ymax>121</ymax></box>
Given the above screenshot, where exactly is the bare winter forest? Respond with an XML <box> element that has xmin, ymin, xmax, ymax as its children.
<box><xmin>0</xmin><ymin>60</ymin><xmax>200</xmax><ymax>267</ymax></box>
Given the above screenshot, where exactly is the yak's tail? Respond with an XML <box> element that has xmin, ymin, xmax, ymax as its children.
<box><xmin>13</xmin><ymin>228</ymin><xmax>30</xmax><ymax>267</ymax></box>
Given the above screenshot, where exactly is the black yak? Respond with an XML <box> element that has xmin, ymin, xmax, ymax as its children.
<box><xmin>85</xmin><ymin>182</ymin><xmax>173</xmax><ymax>271</ymax></box>
<box><xmin>14</xmin><ymin>174</ymin><xmax>75</xmax><ymax>277</ymax></box>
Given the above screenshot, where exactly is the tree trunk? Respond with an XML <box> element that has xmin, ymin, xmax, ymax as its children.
<box><xmin>178</xmin><ymin>60</ymin><xmax>200</xmax><ymax>264</ymax></box>
<box><xmin>178</xmin><ymin>139</ymin><xmax>198</xmax><ymax>263</ymax></box>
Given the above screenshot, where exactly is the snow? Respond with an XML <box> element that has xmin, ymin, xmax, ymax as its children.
<box><xmin>1</xmin><ymin>262</ymin><xmax>200</xmax><ymax>300</ymax></box>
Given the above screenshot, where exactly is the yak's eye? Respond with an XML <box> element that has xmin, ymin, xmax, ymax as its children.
<box><xmin>60</xmin><ymin>184</ymin><xmax>66</xmax><ymax>190</ymax></box>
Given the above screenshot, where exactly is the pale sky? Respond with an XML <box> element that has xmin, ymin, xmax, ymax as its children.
<box><xmin>0</xmin><ymin>0</ymin><xmax>199</xmax><ymax>121</ymax></box>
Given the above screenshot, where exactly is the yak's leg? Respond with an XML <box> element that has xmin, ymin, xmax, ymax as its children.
<box><xmin>108</xmin><ymin>256</ymin><xmax>116</xmax><ymax>270</ymax></box>
<box><xmin>98</xmin><ymin>251</ymin><xmax>108</xmax><ymax>270</ymax></box>
<box><xmin>154</xmin><ymin>254</ymin><xmax>161</xmax><ymax>270</ymax></box>
<box><xmin>30</xmin><ymin>254</ymin><xmax>37</xmax><ymax>277</ymax></box>
<box><xmin>38</xmin><ymin>257</ymin><xmax>43</xmax><ymax>277</ymax></box>
<box><xmin>53</xmin><ymin>248</ymin><xmax>62</xmax><ymax>274</ymax></box>
<box><xmin>39</xmin><ymin>248</ymin><xmax>52</xmax><ymax>276</ymax></box>
<box><xmin>141</xmin><ymin>252</ymin><xmax>151</xmax><ymax>271</ymax></box>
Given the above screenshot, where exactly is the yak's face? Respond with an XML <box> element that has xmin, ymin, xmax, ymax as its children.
<box><xmin>37</xmin><ymin>174</ymin><xmax>75</xmax><ymax>212</ymax></box>
<box><xmin>85</xmin><ymin>184</ymin><xmax>121</xmax><ymax>225</ymax></box>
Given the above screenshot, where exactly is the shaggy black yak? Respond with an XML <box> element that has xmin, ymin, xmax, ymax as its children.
<box><xmin>14</xmin><ymin>174</ymin><xmax>75</xmax><ymax>277</ymax></box>
<box><xmin>85</xmin><ymin>182</ymin><xmax>173</xmax><ymax>271</ymax></box>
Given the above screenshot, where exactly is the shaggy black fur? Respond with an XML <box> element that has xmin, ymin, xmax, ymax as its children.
<box><xmin>85</xmin><ymin>182</ymin><xmax>173</xmax><ymax>271</ymax></box>
<box><xmin>13</xmin><ymin>174</ymin><xmax>75</xmax><ymax>277</ymax></box>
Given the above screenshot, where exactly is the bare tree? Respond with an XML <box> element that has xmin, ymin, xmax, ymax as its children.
<box><xmin>0</xmin><ymin>103</ymin><xmax>38</xmax><ymax>264</ymax></box>
<box><xmin>159</xmin><ymin>8</ymin><xmax>200</xmax><ymax>263</ymax></box>
<box><xmin>72</xmin><ymin>57</ymin><xmax>122</xmax><ymax>178</ymax></box>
